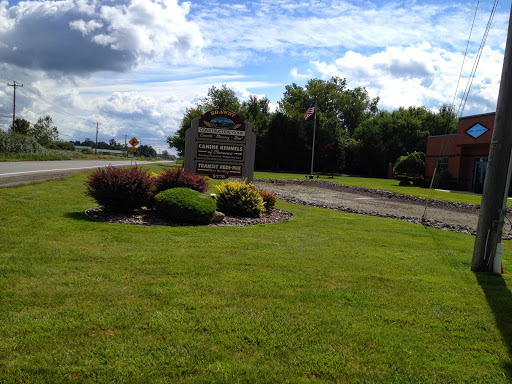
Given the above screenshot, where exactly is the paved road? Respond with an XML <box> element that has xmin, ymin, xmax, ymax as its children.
<box><xmin>0</xmin><ymin>160</ymin><xmax>172</xmax><ymax>186</ymax></box>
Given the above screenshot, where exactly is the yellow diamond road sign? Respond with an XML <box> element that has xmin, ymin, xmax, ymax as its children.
<box><xmin>129</xmin><ymin>137</ymin><xmax>139</xmax><ymax>146</ymax></box>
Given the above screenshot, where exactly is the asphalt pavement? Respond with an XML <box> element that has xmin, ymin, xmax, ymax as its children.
<box><xmin>0</xmin><ymin>159</ymin><xmax>172</xmax><ymax>187</ymax></box>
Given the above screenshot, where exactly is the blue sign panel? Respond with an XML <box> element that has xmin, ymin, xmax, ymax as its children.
<box><xmin>466</xmin><ymin>123</ymin><xmax>488</xmax><ymax>139</ymax></box>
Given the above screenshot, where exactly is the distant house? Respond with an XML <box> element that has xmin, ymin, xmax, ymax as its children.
<box><xmin>425</xmin><ymin>112</ymin><xmax>495</xmax><ymax>192</ymax></box>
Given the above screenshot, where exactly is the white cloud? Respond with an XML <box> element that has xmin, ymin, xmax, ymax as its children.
<box><xmin>0</xmin><ymin>0</ymin><xmax>203</xmax><ymax>73</ymax></box>
<box><xmin>312</xmin><ymin>43</ymin><xmax>504</xmax><ymax>115</ymax></box>
<box><xmin>68</xmin><ymin>19</ymin><xmax>102</xmax><ymax>35</ymax></box>
<box><xmin>291</xmin><ymin>67</ymin><xmax>313</xmax><ymax>80</ymax></box>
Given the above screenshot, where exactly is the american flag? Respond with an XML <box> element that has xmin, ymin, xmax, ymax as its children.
<box><xmin>304</xmin><ymin>101</ymin><xmax>316</xmax><ymax>120</ymax></box>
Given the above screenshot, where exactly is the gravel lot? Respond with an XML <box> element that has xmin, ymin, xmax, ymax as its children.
<box><xmin>254</xmin><ymin>179</ymin><xmax>512</xmax><ymax>239</ymax></box>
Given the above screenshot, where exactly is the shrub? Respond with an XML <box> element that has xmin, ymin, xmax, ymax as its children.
<box><xmin>0</xmin><ymin>131</ymin><xmax>44</xmax><ymax>154</ymax></box>
<box><xmin>45</xmin><ymin>141</ymin><xmax>75</xmax><ymax>151</ymax></box>
<box><xmin>215</xmin><ymin>180</ymin><xmax>264</xmax><ymax>218</ymax></box>
<box><xmin>81</xmin><ymin>148</ymin><xmax>94</xmax><ymax>154</ymax></box>
<box><xmin>154</xmin><ymin>188</ymin><xmax>216</xmax><ymax>224</ymax></box>
<box><xmin>393</xmin><ymin>151</ymin><xmax>425</xmax><ymax>178</ymax></box>
<box><xmin>153</xmin><ymin>167</ymin><xmax>208</xmax><ymax>194</ymax></box>
<box><xmin>259</xmin><ymin>189</ymin><xmax>277</xmax><ymax>211</ymax></box>
<box><xmin>85</xmin><ymin>166</ymin><xmax>153</xmax><ymax>212</ymax></box>
<box><xmin>433</xmin><ymin>169</ymin><xmax>457</xmax><ymax>190</ymax></box>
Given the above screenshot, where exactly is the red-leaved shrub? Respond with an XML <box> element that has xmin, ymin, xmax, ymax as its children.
<box><xmin>153</xmin><ymin>167</ymin><xmax>208</xmax><ymax>194</ymax></box>
<box><xmin>259</xmin><ymin>189</ymin><xmax>277</xmax><ymax>211</ymax></box>
<box><xmin>85</xmin><ymin>166</ymin><xmax>153</xmax><ymax>212</ymax></box>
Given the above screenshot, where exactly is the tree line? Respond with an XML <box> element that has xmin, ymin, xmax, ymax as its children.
<box><xmin>7</xmin><ymin>116</ymin><xmax>169</xmax><ymax>158</ymax></box>
<box><xmin>167</xmin><ymin>78</ymin><xmax>457</xmax><ymax>177</ymax></box>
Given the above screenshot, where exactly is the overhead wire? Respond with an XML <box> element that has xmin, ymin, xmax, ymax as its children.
<box><xmin>456</xmin><ymin>0</ymin><xmax>500</xmax><ymax>118</ymax></box>
<box><xmin>451</xmin><ymin>0</ymin><xmax>480</xmax><ymax>111</ymax></box>
<box><xmin>1</xmin><ymin>76</ymin><xmax>166</xmax><ymax>150</ymax></box>
<box><xmin>423</xmin><ymin>0</ymin><xmax>498</xmax><ymax>220</ymax></box>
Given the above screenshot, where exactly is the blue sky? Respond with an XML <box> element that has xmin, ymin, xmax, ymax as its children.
<box><xmin>0</xmin><ymin>0</ymin><xmax>509</xmax><ymax>154</ymax></box>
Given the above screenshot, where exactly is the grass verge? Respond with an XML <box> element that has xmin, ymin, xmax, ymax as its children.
<box><xmin>1</xmin><ymin>172</ymin><xmax>512</xmax><ymax>382</ymax></box>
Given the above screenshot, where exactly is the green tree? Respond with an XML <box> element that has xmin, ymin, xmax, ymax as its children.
<box><xmin>393</xmin><ymin>151</ymin><xmax>426</xmax><ymax>178</ymax></box>
<box><xmin>320</xmin><ymin>138</ymin><xmax>346</xmax><ymax>176</ymax></box>
<box><xmin>9</xmin><ymin>118</ymin><xmax>31</xmax><ymax>135</ymax></box>
<box><xmin>200</xmin><ymin>84</ymin><xmax>241</xmax><ymax>113</ymax></box>
<box><xmin>30</xmin><ymin>115</ymin><xmax>58</xmax><ymax>146</ymax></box>
<box><xmin>167</xmin><ymin>105</ymin><xmax>203</xmax><ymax>157</ymax></box>
<box><xmin>353</xmin><ymin>105</ymin><xmax>457</xmax><ymax>177</ymax></box>
<box><xmin>167</xmin><ymin>85</ymin><xmax>263</xmax><ymax>157</ymax></box>
<box><xmin>137</xmin><ymin>144</ymin><xmax>157</xmax><ymax>158</ymax></box>
<box><xmin>240</xmin><ymin>94</ymin><xmax>271</xmax><ymax>136</ymax></box>
<box><xmin>276</xmin><ymin>77</ymin><xmax>379</xmax><ymax>173</ymax></box>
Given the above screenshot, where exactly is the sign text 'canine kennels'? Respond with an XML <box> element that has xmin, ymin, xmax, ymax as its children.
<box><xmin>185</xmin><ymin>110</ymin><xmax>255</xmax><ymax>181</ymax></box>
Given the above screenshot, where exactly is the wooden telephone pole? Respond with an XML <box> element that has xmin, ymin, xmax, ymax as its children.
<box><xmin>7</xmin><ymin>81</ymin><xmax>23</xmax><ymax>130</ymax></box>
<box><xmin>472</xmin><ymin>2</ymin><xmax>512</xmax><ymax>272</ymax></box>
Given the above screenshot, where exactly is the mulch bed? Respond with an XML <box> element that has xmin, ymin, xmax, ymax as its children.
<box><xmin>85</xmin><ymin>207</ymin><xmax>293</xmax><ymax>227</ymax></box>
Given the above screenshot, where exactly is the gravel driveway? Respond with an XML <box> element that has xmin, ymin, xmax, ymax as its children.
<box><xmin>255</xmin><ymin>179</ymin><xmax>512</xmax><ymax>239</ymax></box>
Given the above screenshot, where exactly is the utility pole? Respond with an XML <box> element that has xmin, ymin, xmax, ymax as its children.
<box><xmin>125</xmin><ymin>134</ymin><xmax>128</xmax><ymax>157</ymax></box>
<box><xmin>472</xmin><ymin>2</ymin><xmax>512</xmax><ymax>272</ymax></box>
<box><xmin>95</xmin><ymin>122</ymin><xmax>99</xmax><ymax>155</ymax></box>
<box><xmin>7</xmin><ymin>81</ymin><xmax>23</xmax><ymax>131</ymax></box>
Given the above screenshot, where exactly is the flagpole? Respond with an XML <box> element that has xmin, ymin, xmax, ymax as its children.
<box><xmin>310</xmin><ymin>102</ymin><xmax>317</xmax><ymax>176</ymax></box>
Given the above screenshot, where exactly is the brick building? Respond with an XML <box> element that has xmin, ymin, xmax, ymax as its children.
<box><xmin>425</xmin><ymin>112</ymin><xmax>496</xmax><ymax>192</ymax></box>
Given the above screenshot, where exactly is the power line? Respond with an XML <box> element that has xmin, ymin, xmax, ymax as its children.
<box><xmin>456</xmin><ymin>0</ymin><xmax>500</xmax><ymax>118</ymax></box>
<box><xmin>18</xmin><ymin>86</ymin><xmax>90</xmax><ymax>122</ymax></box>
<box><xmin>451</xmin><ymin>0</ymin><xmax>480</xmax><ymax>112</ymax></box>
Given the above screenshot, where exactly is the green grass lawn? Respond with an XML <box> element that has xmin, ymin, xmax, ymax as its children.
<box><xmin>1</xmin><ymin>172</ymin><xmax>512</xmax><ymax>382</ymax></box>
<box><xmin>255</xmin><ymin>171</ymin><xmax>488</xmax><ymax>205</ymax></box>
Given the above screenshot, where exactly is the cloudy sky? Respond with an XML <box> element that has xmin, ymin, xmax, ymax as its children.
<box><xmin>0</xmin><ymin>0</ymin><xmax>509</xmax><ymax>154</ymax></box>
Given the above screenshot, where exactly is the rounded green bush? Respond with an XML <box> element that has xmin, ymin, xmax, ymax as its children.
<box><xmin>154</xmin><ymin>187</ymin><xmax>216</xmax><ymax>224</ymax></box>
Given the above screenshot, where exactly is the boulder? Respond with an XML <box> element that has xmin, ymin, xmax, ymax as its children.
<box><xmin>211</xmin><ymin>211</ymin><xmax>225</xmax><ymax>223</ymax></box>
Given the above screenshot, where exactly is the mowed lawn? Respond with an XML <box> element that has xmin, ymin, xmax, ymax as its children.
<box><xmin>1</xmin><ymin>171</ymin><xmax>512</xmax><ymax>383</ymax></box>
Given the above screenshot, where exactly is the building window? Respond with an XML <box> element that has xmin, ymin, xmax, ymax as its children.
<box><xmin>437</xmin><ymin>157</ymin><xmax>448</xmax><ymax>170</ymax></box>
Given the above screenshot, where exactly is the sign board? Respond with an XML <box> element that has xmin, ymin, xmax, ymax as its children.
<box><xmin>196</xmin><ymin>161</ymin><xmax>243</xmax><ymax>178</ymax></box>
<box><xmin>196</xmin><ymin>142</ymin><xmax>244</xmax><ymax>161</ymax></box>
<box><xmin>465</xmin><ymin>123</ymin><xmax>489</xmax><ymax>139</ymax></box>
<box><xmin>129</xmin><ymin>147</ymin><xmax>137</xmax><ymax>153</ymax></box>
<box><xmin>185</xmin><ymin>110</ymin><xmax>255</xmax><ymax>182</ymax></box>
<box><xmin>129</xmin><ymin>137</ymin><xmax>139</xmax><ymax>146</ymax></box>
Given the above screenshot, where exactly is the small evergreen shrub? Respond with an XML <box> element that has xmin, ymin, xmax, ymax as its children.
<box><xmin>215</xmin><ymin>180</ymin><xmax>264</xmax><ymax>218</ymax></box>
<box><xmin>433</xmin><ymin>169</ymin><xmax>457</xmax><ymax>190</ymax></box>
<box><xmin>259</xmin><ymin>189</ymin><xmax>277</xmax><ymax>211</ymax></box>
<box><xmin>85</xmin><ymin>166</ymin><xmax>153</xmax><ymax>212</ymax></box>
<box><xmin>154</xmin><ymin>187</ymin><xmax>216</xmax><ymax>224</ymax></box>
<box><xmin>153</xmin><ymin>167</ymin><xmax>208</xmax><ymax>194</ymax></box>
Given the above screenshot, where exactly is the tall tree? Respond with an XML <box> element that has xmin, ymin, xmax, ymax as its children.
<box><xmin>167</xmin><ymin>85</ymin><xmax>261</xmax><ymax>157</ymax></box>
<box><xmin>200</xmin><ymin>84</ymin><xmax>241</xmax><ymax>112</ymax></box>
<box><xmin>320</xmin><ymin>138</ymin><xmax>346</xmax><ymax>176</ymax></box>
<box><xmin>166</xmin><ymin>105</ymin><xmax>203</xmax><ymax>157</ymax></box>
<box><xmin>30</xmin><ymin>115</ymin><xmax>58</xmax><ymax>146</ymax></box>
<box><xmin>9</xmin><ymin>118</ymin><xmax>31</xmax><ymax>135</ymax></box>
<box><xmin>137</xmin><ymin>144</ymin><xmax>157</xmax><ymax>158</ymax></box>
<box><xmin>353</xmin><ymin>105</ymin><xmax>457</xmax><ymax>176</ymax></box>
